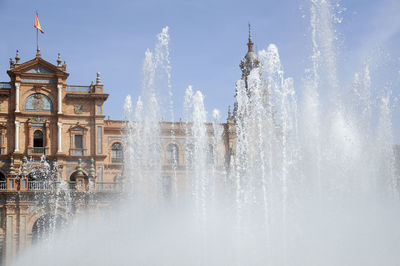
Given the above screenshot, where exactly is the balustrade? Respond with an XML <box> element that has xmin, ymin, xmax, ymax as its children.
<box><xmin>0</xmin><ymin>180</ymin><xmax>120</xmax><ymax>192</ymax></box>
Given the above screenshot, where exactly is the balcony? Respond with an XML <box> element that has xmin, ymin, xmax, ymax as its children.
<box><xmin>28</xmin><ymin>180</ymin><xmax>54</xmax><ymax>190</ymax></box>
<box><xmin>69</xmin><ymin>148</ymin><xmax>87</xmax><ymax>156</ymax></box>
<box><xmin>28</xmin><ymin>147</ymin><xmax>49</xmax><ymax>155</ymax></box>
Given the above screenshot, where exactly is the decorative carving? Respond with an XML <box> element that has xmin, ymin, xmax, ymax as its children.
<box><xmin>74</xmin><ymin>105</ymin><xmax>83</xmax><ymax>114</ymax></box>
<box><xmin>32</xmin><ymin>94</ymin><xmax>45</xmax><ymax>111</ymax></box>
<box><xmin>24</xmin><ymin>93</ymin><xmax>52</xmax><ymax>112</ymax></box>
<box><xmin>108</xmin><ymin>137</ymin><xmax>122</xmax><ymax>144</ymax></box>
<box><xmin>24</xmin><ymin>66</ymin><xmax>53</xmax><ymax>74</ymax></box>
<box><xmin>31</xmin><ymin>116</ymin><xmax>45</xmax><ymax>122</ymax></box>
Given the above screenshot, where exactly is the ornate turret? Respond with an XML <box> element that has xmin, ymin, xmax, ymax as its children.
<box><xmin>239</xmin><ymin>24</ymin><xmax>260</xmax><ymax>83</ymax></box>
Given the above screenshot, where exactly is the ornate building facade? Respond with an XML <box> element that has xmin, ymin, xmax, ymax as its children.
<box><xmin>0</xmin><ymin>33</ymin><xmax>257</xmax><ymax>264</ymax></box>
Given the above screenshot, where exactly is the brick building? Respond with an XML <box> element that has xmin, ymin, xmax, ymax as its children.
<box><xmin>0</xmin><ymin>31</ymin><xmax>256</xmax><ymax>264</ymax></box>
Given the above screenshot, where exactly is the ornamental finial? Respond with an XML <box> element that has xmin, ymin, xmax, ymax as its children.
<box><xmin>15</xmin><ymin>50</ymin><xmax>20</xmax><ymax>65</ymax></box>
<box><xmin>89</xmin><ymin>158</ymin><xmax>96</xmax><ymax>178</ymax></box>
<box><xmin>9</xmin><ymin>157</ymin><xmax>15</xmax><ymax>176</ymax></box>
<box><xmin>96</xmin><ymin>72</ymin><xmax>102</xmax><ymax>85</ymax></box>
<box><xmin>57</xmin><ymin>53</ymin><xmax>62</xmax><ymax>67</ymax></box>
<box><xmin>21</xmin><ymin>157</ymin><xmax>28</xmax><ymax>176</ymax></box>
<box><xmin>76</xmin><ymin>158</ymin><xmax>83</xmax><ymax>173</ymax></box>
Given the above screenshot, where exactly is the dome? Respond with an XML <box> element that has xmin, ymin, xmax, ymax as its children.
<box><xmin>240</xmin><ymin>49</ymin><xmax>260</xmax><ymax>77</ymax></box>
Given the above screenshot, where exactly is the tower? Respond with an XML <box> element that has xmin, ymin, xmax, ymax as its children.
<box><xmin>232</xmin><ymin>24</ymin><xmax>260</xmax><ymax>119</ymax></box>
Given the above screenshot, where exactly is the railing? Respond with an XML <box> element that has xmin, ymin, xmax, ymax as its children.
<box><xmin>0</xmin><ymin>180</ymin><xmax>121</xmax><ymax>192</ymax></box>
<box><xmin>28</xmin><ymin>147</ymin><xmax>49</xmax><ymax>155</ymax></box>
<box><xmin>66</xmin><ymin>85</ymin><xmax>91</xmax><ymax>92</ymax></box>
<box><xmin>28</xmin><ymin>181</ymin><xmax>54</xmax><ymax>190</ymax></box>
<box><xmin>111</xmin><ymin>158</ymin><xmax>123</xmax><ymax>163</ymax></box>
<box><xmin>69</xmin><ymin>149</ymin><xmax>87</xmax><ymax>156</ymax></box>
<box><xmin>96</xmin><ymin>182</ymin><xmax>120</xmax><ymax>192</ymax></box>
<box><xmin>33</xmin><ymin>147</ymin><xmax>44</xmax><ymax>154</ymax></box>
<box><xmin>0</xmin><ymin>82</ymin><xmax>11</xmax><ymax>89</ymax></box>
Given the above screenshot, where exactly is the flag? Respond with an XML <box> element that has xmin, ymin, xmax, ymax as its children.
<box><xmin>34</xmin><ymin>13</ymin><xmax>44</xmax><ymax>34</ymax></box>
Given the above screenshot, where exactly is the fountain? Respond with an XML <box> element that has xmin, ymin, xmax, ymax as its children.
<box><xmin>11</xmin><ymin>0</ymin><xmax>400</xmax><ymax>265</ymax></box>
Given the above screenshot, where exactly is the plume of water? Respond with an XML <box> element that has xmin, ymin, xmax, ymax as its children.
<box><xmin>11</xmin><ymin>1</ymin><xmax>400</xmax><ymax>266</ymax></box>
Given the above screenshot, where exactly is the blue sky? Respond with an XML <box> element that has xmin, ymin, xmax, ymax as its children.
<box><xmin>1</xmin><ymin>0</ymin><xmax>400</xmax><ymax>133</ymax></box>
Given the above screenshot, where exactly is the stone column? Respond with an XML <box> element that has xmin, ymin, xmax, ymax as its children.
<box><xmin>57</xmin><ymin>84</ymin><xmax>62</xmax><ymax>114</ymax></box>
<box><xmin>27</xmin><ymin>121</ymin><xmax>32</xmax><ymax>147</ymax></box>
<box><xmin>14</xmin><ymin>121</ymin><xmax>20</xmax><ymax>152</ymax></box>
<box><xmin>15</xmin><ymin>82</ymin><xmax>20</xmax><ymax>113</ymax></box>
<box><xmin>57</xmin><ymin>122</ymin><xmax>62</xmax><ymax>153</ymax></box>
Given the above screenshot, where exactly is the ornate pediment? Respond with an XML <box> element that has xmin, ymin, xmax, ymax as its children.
<box><xmin>69</xmin><ymin>123</ymin><xmax>88</xmax><ymax>132</ymax></box>
<box><xmin>24</xmin><ymin>66</ymin><xmax>53</xmax><ymax>74</ymax></box>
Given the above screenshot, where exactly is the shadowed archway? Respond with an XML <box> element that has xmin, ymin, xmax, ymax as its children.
<box><xmin>31</xmin><ymin>213</ymin><xmax>66</xmax><ymax>244</ymax></box>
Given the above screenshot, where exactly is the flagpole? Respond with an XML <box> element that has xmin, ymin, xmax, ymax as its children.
<box><xmin>35</xmin><ymin>11</ymin><xmax>39</xmax><ymax>56</ymax></box>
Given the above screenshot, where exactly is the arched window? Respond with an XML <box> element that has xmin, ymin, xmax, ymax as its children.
<box><xmin>111</xmin><ymin>142</ymin><xmax>123</xmax><ymax>163</ymax></box>
<box><xmin>24</xmin><ymin>93</ymin><xmax>53</xmax><ymax>112</ymax></box>
<box><xmin>33</xmin><ymin>130</ymin><xmax>44</xmax><ymax>154</ymax></box>
<box><xmin>34</xmin><ymin>130</ymin><xmax>44</xmax><ymax>147</ymax></box>
<box><xmin>166</xmin><ymin>143</ymin><xmax>179</xmax><ymax>164</ymax></box>
<box><xmin>32</xmin><ymin>214</ymin><xmax>65</xmax><ymax>244</ymax></box>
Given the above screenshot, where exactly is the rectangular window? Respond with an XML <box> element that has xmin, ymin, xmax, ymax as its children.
<box><xmin>75</xmin><ymin>135</ymin><xmax>83</xmax><ymax>149</ymax></box>
<box><xmin>97</xmin><ymin>126</ymin><xmax>102</xmax><ymax>154</ymax></box>
<box><xmin>97</xmin><ymin>105</ymin><xmax>102</xmax><ymax>114</ymax></box>
<box><xmin>97</xmin><ymin>167</ymin><xmax>103</xmax><ymax>182</ymax></box>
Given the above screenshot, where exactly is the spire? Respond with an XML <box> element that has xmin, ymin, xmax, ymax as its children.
<box><xmin>15</xmin><ymin>50</ymin><xmax>20</xmax><ymax>65</ymax></box>
<box><xmin>247</xmin><ymin>23</ymin><xmax>254</xmax><ymax>52</ymax></box>
<box><xmin>36</xmin><ymin>46</ymin><xmax>41</xmax><ymax>57</ymax></box>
